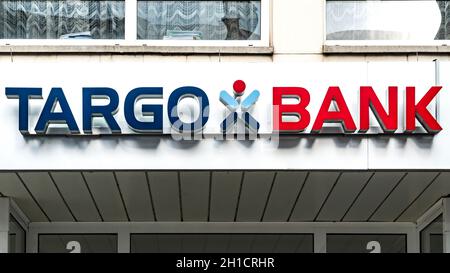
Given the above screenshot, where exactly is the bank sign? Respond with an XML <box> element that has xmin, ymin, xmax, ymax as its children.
<box><xmin>2</xmin><ymin>62</ymin><xmax>443</xmax><ymax>137</ymax></box>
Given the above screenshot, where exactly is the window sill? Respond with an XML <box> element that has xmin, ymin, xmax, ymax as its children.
<box><xmin>0</xmin><ymin>44</ymin><xmax>274</xmax><ymax>55</ymax></box>
<box><xmin>323</xmin><ymin>44</ymin><xmax>450</xmax><ymax>54</ymax></box>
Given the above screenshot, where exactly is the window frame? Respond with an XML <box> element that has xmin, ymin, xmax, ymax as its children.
<box><xmin>0</xmin><ymin>0</ymin><xmax>270</xmax><ymax>50</ymax></box>
<box><xmin>326</xmin><ymin>233</ymin><xmax>408</xmax><ymax>253</ymax></box>
<box><xmin>38</xmin><ymin>233</ymin><xmax>119</xmax><ymax>253</ymax></box>
<box><xmin>129</xmin><ymin>233</ymin><xmax>315</xmax><ymax>253</ymax></box>
<box><xmin>26</xmin><ymin>222</ymin><xmax>418</xmax><ymax>253</ymax></box>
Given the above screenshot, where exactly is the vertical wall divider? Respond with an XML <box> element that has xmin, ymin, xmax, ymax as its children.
<box><xmin>125</xmin><ymin>0</ymin><xmax>138</xmax><ymax>42</ymax></box>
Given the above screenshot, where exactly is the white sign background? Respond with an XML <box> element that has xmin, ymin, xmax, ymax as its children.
<box><xmin>0</xmin><ymin>61</ymin><xmax>448</xmax><ymax>170</ymax></box>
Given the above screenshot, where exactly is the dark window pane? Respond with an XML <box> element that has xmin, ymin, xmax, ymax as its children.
<box><xmin>421</xmin><ymin>215</ymin><xmax>443</xmax><ymax>253</ymax></box>
<box><xmin>130</xmin><ymin>234</ymin><xmax>313</xmax><ymax>253</ymax></box>
<box><xmin>137</xmin><ymin>1</ymin><xmax>261</xmax><ymax>40</ymax></box>
<box><xmin>0</xmin><ymin>1</ymin><xmax>125</xmax><ymax>39</ymax></box>
<box><xmin>8</xmin><ymin>215</ymin><xmax>25</xmax><ymax>253</ymax></box>
<box><xmin>327</xmin><ymin>234</ymin><xmax>407</xmax><ymax>253</ymax></box>
<box><xmin>39</xmin><ymin>234</ymin><xmax>118</xmax><ymax>253</ymax></box>
<box><xmin>327</xmin><ymin>1</ymin><xmax>450</xmax><ymax>40</ymax></box>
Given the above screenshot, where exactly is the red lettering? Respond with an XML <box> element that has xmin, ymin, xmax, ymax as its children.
<box><xmin>405</xmin><ymin>86</ymin><xmax>442</xmax><ymax>133</ymax></box>
<box><xmin>360</xmin><ymin>86</ymin><xmax>398</xmax><ymax>133</ymax></box>
<box><xmin>273</xmin><ymin>87</ymin><xmax>310</xmax><ymax>132</ymax></box>
<box><xmin>312</xmin><ymin>86</ymin><xmax>356</xmax><ymax>133</ymax></box>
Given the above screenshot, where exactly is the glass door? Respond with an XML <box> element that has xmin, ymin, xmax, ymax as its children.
<box><xmin>420</xmin><ymin>215</ymin><xmax>443</xmax><ymax>253</ymax></box>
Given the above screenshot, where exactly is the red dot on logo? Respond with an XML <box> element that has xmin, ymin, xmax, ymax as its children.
<box><xmin>233</xmin><ymin>80</ymin><xmax>246</xmax><ymax>95</ymax></box>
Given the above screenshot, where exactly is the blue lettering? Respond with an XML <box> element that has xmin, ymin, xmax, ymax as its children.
<box><xmin>167</xmin><ymin>86</ymin><xmax>209</xmax><ymax>132</ymax></box>
<box><xmin>35</xmin><ymin>87</ymin><xmax>79</xmax><ymax>134</ymax></box>
<box><xmin>5</xmin><ymin>87</ymin><xmax>43</xmax><ymax>134</ymax></box>
<box><xmin>124</xmin><ymin>87</ymin><xmax>163</xmax><ymax>133</ymax></box>
<box><xmin>83</xmin><ymin>87</ymin><xmax>121</xmax><ymax>134</ymax></box>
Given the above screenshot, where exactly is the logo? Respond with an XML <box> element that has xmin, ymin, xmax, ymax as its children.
<box><xmin>219</xmin><ymin>80</ymin><xmax>260</xmax><ymax>133</ymax></box>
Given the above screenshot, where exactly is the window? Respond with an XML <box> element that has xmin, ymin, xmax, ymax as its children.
<box><xmin>0</xmin><ymin>1</ymin><xmax>125</xmax><ymax>39</ymax></box>
<box><xmin>38</xmin><ymin>234</ymin><xmax>118</xmax><ymax>253</ymax></box>
<box><xmin>0</xmin><ymin>0</ymin><xmax>267</xmax><ymax>46</ymax></box>
<box><xmin>8</xmin><ymin>215</ymin><xmax>25</xmax><ymax>253</ymax></box>
<box><xmin>130</xmin><ymin>234</ymin><xmax>314</xmax><ymax>253</ymax></box>
<box><xmin>326</xmin><ymin>234</ymin><xmax>407</xmax><ymax>253</ymax></box>
<box><xmin>137</xmin><ymin>1</ymin><xmax>261</xmax><ymax>41</ymax></box>
<box><xmin>420</xmin><ymin>215</ymin><xmax>443</xmax><ymax>253</ymax></box>
<box><xmin>326</xmin><ymin>0</ymin><xmax>450</xmax><ymax>41</ymax></box>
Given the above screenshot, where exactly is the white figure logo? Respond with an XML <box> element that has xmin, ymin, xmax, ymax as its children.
<box><xmin>66</xmin><ymin>241</ymin><xmax>81</xmax><ymax>253</ymax></box>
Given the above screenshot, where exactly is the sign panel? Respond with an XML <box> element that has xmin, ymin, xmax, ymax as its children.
<box><xmin>3</xmin><ymin>63</ymin><xmax>442</xmax><ymax>137</ymax></box>
<box><xmin>0</xmin><ymin>61</ymin><xmax>447</xmax><ymax>170</ymax></box>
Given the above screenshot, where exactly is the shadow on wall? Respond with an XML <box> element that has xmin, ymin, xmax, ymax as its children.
<box><xmin>20</xmin><ymin>133</ymin><xmax>437</xmax><ymax>152</ymax></box>
<box><xmin>371</xmin><ymin>136</ymin><xmax>435</xmax><ymax>150</ymax></box>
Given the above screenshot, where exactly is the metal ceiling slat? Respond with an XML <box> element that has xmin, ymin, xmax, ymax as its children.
<box><xmin>289</xmin><ymin>172</ymin><xmax>341</xmax><ymax>222</ymax></box>
<box><xmin>0</xmin><ymin>173</ymin><xmax>48</xmax><ymax>222</ymax></box>
<box><xmin>7</xmin><ymin>170</ymin><xmax>448</xmax><ymax>225</ymax></box>
<box><xmin>82</xmin><ymin>172</ymin><xmax>128</xmax><ymax>222</ymax></box>
<box><xmin>50</xmin><ymin>172</ymin><xmax>102</xmax><ymax>222</ymax></box>
<box><xmin>115</xmin><ymin>171</ymin><xmax>155</xmax><ymax>222</ymax></box>
<box><xmin>179</xmin><ymin>171</ymin><xmax>210</xmax><ymax>222</ymax></box>
<box><xmin>262</xmin><ymin>172</ymin><xmax>308</xmax><ymax>222</ymax></box>
<box><xmin>316</xmin><ymin>172</ymin><xmax>374</xmax><ymax>221</ymax></box>
<box><xmin>81</xmin><ymin>172</ymin><xmax>104</xmax><ymax>221</ymax></box>
<box><xmin>236</xmin><ymin>171</ymin><xmax>276</xmax><ymax>222</ymax></box>
<box><xmin>342</xmin><ymin>172</ymin><xmax>406</xmax><ymax>222</ymax></box>
<box><xmin>112</xmin><ymin>172</ymin><xmax>131</xmax><ymax>221</ymax></box>
<box><xmin>287</xmin><ymin>172</ymin><xmax>310</xmax><ymax>222</ymax></box>
<box><xmin>48</xmin><ymin>173</ymin><xmax>78</xmax><ymax>221</ymax></box>
<box><xmin>340</xmin><ymin>173</ymin><xmax>375</xmax><ymax>221</ymax></box>
<box><xmin>233</xmin><ymin>172</ymin><xmax>246</xmax><ymax>222</ymax></box>
<box><xmin>144</xmin><ymin>172</ymin><xmax>158</xmax><ymax>221</ymax></box>
<box><xmin>393</xmin><ymin>172</ymin><xmax>442</xmax><ymax>222</ymax></box>
<box><xmin>18</xmin><ymin>172</ymin><xmax>74</xmax><ymax>222</ymax></box>
<box><xmin>209</xmin><ymin>171</ymin><xmax>243</xmax><ymax>222</ymax></box>
<box><xmin>177</xmin><ymin>172</ymin><xmax>183</xmax><ymax>222</ymax></box>
<box><xmin>370</xmin><ymin>172</ymin><xmax>440</xmax><ymax>222</ymax></box>
<box><xmin>313</xmin><ymin>173</ymin><xmax>343</xmax><ymax>221</ymax></box>
<box><xmin>147</xmin><ymin>171</ymin><xmax>181</xmax><ymax>221</ymax></box>
<box><xmin>260</xmin><ymin>173</ymin><xmax>278</xmax><ymax>222</ymax></box>
<box><xmin>397</xmin><ymin>172</ymin><xmax>450</xmax><ymax>222</ymax></box>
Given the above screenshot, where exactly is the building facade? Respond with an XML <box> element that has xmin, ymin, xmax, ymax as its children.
<box><xmin>0</xmin><ymin>0</ymin><xmax>449</xmax><ymax>253</ymax></box>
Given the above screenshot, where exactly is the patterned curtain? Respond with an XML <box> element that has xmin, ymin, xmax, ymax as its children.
<box><xmin>0</xmin><ymin>1</ymin><xmax>125</xmax><ymax>39</ymax></box>
<box><xmin>137</xmin><ymin>1</ymin><xmax>261</xmax><ymax>40</ymax></box>
<box><xmin>327</xmin><ymin>0</ymin><xmax>446</xmax><ymax>40</ymax></box>
<box><xmin>436</xmin><ymin>0</ymin><xmax>450</xmax><ymax>39</ymax></box>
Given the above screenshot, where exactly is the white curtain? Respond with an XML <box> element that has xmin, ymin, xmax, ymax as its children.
<box><xmin>326</xmin><ymin>0</ymin><xmax>445</xmax><ymax>40</ymax></box>
<box><xmin>0</xmin><ymin>0</ymin><xmax>125</xmax><ymax>39</ymax></box>
<box><xmin>137</xmin><ymin>1</ymin><xmax>261</xmax><ymax>40</ymax></box>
